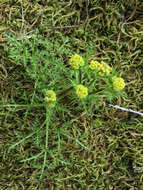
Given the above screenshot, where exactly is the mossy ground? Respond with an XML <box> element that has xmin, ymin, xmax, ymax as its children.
<box><xmin>0</xmin><ymin>0</ymin><xmax>143</xmax><ymax>189</ymax></box>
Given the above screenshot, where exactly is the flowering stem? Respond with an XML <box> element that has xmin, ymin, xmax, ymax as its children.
<box><xmin>57</xmin><ymin>86</ymin><xmax>73</xmax><ymax>98</ymax></box>
<box><xmin>79</xmin><ymin>69</ymin><xmax>82</xmax><ymax>84</ymax></box>
<box><xmin>75</xmin><ymin>70</ymin><xmax>78</xmax><ymax>83</ymax></box>
<box><xmin>88</xmin><ymin>88</ymin><xmax>104</xmax><ymax>96</ymax></box>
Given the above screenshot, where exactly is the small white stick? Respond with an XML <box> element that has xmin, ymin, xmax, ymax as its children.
<box><xmin>20</xmin><ymin>1</ymin><xmax>24</xmax><ymax>34</ymax></box>
<box><xmin>108</xmin><ymin>104</ymin><xmax>143</xmax><ymax>116</ymax></box>
<box><xmin>132</xmin><ymin>162</ymin><xmax>143</xmax><ymax>172</ymax></box>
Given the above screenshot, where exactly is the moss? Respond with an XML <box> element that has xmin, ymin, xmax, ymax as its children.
<box><xmin>0</xmin><ymin>0</ymin><xmax>143</xmax><ymax>189</ymax></box>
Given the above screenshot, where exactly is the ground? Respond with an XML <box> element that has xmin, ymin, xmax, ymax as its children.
<box><xmin>0</xmin><ymin>0</ymin><xmax>143</xmax><ymax>189</ymax></box>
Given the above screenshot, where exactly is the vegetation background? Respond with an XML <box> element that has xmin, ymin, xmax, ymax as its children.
<box><xmin>0</xmin><ymin>0</ymin><xmax>143</xmax><ymax>189</ymax></box>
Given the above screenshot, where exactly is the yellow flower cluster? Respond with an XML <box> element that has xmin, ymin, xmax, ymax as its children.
<box><xmin>45</xmin><ymin>90</ymin><xmax>56</xmax><ymax>102</ymax></box>
<box><xmin>76</xmin><ymin>84</ymin><xmax>88</xmax><ymax>99</ymax></box>
<box><xmin>69</xmin><ymin>54</ymin><xmax>84</xmax><ymax>69</ymax></box>
<box><xmin>89</xmin><ymin>60</ymin><xmax>100</xmax><ymax>70</ymax></box>
<box><xmin>99</xmin><ymin>61</ymin><xmax>112</xmax><ymax>76</ymax></box>
<box><xmin>89</xmin><ymin>60</ymin><xmax>112</xmax><ymax>76</ymax></box>
<box><xmin>112</xmin><ymin>77</ymin><xmax>125</xmax><ymax>91</ymax></box>
<box><xmin>45</xmin><ymin>90</ymin><xmax>56</xmax><ymax>108</ymax></box>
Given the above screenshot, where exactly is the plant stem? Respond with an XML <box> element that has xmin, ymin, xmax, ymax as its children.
<box><xmin>88</xmin><ymin>78</ymin><xmax>95</xmax><ymax>87</ymax></box>
<box><xmin>40</xmin><ymin>108</ymin><xmax>50</xmax><ymax>179</ymax></box>
<box><xmin>57</xmin><ymin>86</ymin><xmax>73</xmax><ymax>98</ymax></box>
<box><xmin>79</xmin><ymin>69</ymin><xmax>82</xmax><ymax>84</ymax></box>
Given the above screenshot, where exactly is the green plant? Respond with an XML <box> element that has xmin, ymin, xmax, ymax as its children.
<box><xmin>4</xmin><ymin>30</ymin><xmax>126</xmax><ymax>178</ymax></box>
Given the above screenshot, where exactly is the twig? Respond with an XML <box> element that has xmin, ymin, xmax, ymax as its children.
<box><xmin>132</xmin><ymin>162</ymin><xmax>143</xmax><ymax>172</ymax></box>
<box><xmin>85</xmin><ymin>0</ymin><xmax>89</xmax><ymax>19</ymax></box>
<box><xmin>108</xmin><ymin>104</ymin><xmax>143</xmax><ymax>116</ymax></box>
<box><xmin>117</xmin><ymin>0</ymin><xmax>138</xmax><ymax>43</ymax></box>
<box><xmin>46</xmin><ymin>24</ymin><xmax>83</xmax><ymax>30</ymax></box>
<box><xmin>1</xmin><ymin>24</ymin><xmax>81</xmax><ymax>43</ymax></box>
<box><xmin>20</xmin><ymin>1</ymin><xmax>24</xmax><ymax>34</ymax></box>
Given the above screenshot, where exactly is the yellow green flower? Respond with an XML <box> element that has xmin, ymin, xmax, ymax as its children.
<box><xmin>99</xmin><ymin>61</ymin><xmax>112</xmax><ymax>76</ymax></box>
<box><xmin>89</xmin><ymin>60</ymin><xmax>112</xmax><ymax>76</ymax></box>
<box><xmin>69</xmin><ymin>54</ymin><xmax>84</xmax><ymax>69</ymax></box>
<box><xmin>76</xmin><ymin>84</ymin><xmax>88</xmax><ymax>99</ymax></box>
<box><xmin>45</xmin><ymin>90</ymin><xmax>56</xmax><ymax>102</ymax></box>
<box><xmin>89</xmin><ymin>60</ymin><xmax>100</xmax><ymax>70</ymax></box>
<box><xmin>112</xmin><ymin>77</ymin><xmax>125</xmax><ymax>91</ymax></box>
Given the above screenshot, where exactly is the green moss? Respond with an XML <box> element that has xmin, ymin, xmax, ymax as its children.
<box><xmin>0</xmin><ymin>0</ymin><xmax>143</xmax><ymax>189</ymax></box>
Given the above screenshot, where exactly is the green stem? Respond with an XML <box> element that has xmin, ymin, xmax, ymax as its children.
<box><xmin>88</xmin><ymin>78</ymin><xmax>95</xmax><ymax>87</ymax></box>
<box><xmin>40</xmin><ymin>108</ymin><xmax>50</xmax><ymax>179</ymax></box>
<box><xmin>88</xmin><ymin>89</ymin><xmax>104</xmax><ymax>96</ymax></box>
<box><xmin>0</xmin><ymin>104</ymin><xmax>45</xmax><ymax>108</ymax></box>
